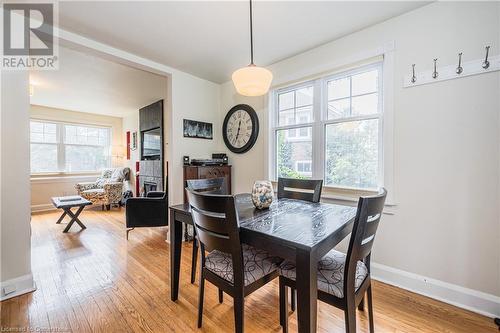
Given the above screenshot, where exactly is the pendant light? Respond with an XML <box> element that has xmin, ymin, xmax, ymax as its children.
<box><xmin>232</xmin><ymin>0</ymin><xmax>273</xmax><ymax>96</ymax></box>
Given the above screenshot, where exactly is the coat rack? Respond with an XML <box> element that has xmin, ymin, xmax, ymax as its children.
<box><xmin>404</xmin><ymin>46</ymin><xmax>499</xmax><ymax>88</ymax></box>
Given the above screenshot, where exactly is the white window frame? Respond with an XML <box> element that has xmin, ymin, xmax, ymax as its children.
<box><xmin>269</xmin><ymin>62</ymin><xmax>384</xmax><ymax>192</ymax></box>
<box><xmin>30</xmin><ymin>119</ymin><xmax>112</xmax><ymax>175</ymax></box>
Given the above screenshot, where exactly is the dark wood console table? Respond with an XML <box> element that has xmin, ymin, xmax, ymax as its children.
<box><xmin>182</xmin><ymin>165</ymin><xmax>231</xmax><ymax>203</ymax></box>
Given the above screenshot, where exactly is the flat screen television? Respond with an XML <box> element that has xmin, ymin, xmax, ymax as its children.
<box><xmin>141</xmin><ymin>128</ymin><xmax>161</xmax><ymax>160</ymax></box>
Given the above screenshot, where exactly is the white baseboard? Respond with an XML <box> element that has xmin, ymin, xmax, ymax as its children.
<box><xmin>371</xmin><ymin>262</ymin><xmax>500</xmax><ymax>318</ymax></box>
<box><xmin>1</xmin><ymin>274</ymin><xmax>36</xmax><ymax>301</ymax></box>
<box><xmin>31</xmin><ymin>203</ymin><xmax>56</xmax><ymax>213</ymax></box>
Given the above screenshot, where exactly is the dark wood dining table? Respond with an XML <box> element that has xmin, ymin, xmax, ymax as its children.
<box><xmin>169</xmin><ymin>193</ymin><xmax>357</xmax><ymax>333</ymax></box>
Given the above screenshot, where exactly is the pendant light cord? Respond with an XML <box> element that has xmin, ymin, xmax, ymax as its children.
<box><xmin>249</xmin><ymin>0</ymin><xmax>254</xmax><ymax>65</ymax></box>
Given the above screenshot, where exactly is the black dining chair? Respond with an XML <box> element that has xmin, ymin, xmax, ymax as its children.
<box><xmin>186</xmin><ymin>178</ymin><xmax>227</xmax><ymax>283</ymax></box>
<box><xmin>278</xmin><ymin>177</ymin><xmax>323</xmax><ymax>310</ymax></box>
<box><xmin>279</xmin><ymin>188</ymin><xmax>387</xmax><ymax>333</ymax></box>
<box><xmin>186</xmin><ymin>189</ymin><xmax>282</xmax><ymax>333</ymax></box>
<box><xmin>277</xmin><ymin>177</ymin><xmax>323</xmax><ymax>203</ymax></box>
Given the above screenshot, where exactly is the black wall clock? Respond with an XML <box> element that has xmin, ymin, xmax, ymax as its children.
<box><xmin>222</xmin><ymin>104</ymin><xmax>259</xmax><ymax>154</ymax></box>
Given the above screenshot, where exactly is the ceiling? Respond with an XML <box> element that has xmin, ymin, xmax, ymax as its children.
<box><xmin>30</xmin><ymin>46</ymin><xmax>167</xmax><ymax>117</ymax></box>
<box><xmin>58</xmin><ymin>1</ymin><xmax>430</xmax><ymax>83</ymax></box>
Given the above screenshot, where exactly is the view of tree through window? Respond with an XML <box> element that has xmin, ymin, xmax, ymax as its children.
<box><xmin>30</xmin><ymin>120</ymin><xmax>111</xmax><ymax>173</ymax></box>
<box><xmin>325</xmin><ymin>120</ymin><xmax>378</xmax><ymax>188</ymax></box>
<box><xmin>277</xmin><ymin>127</ymin><xmax>312</xmax><ymax>179</ymax></box>
<box><xmin>272</xmin><ymin>64</ymin><xmax>382</xmax><ymax>190</ymax></box>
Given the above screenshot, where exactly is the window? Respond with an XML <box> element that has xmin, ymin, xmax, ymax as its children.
<box><xmin>275</xmin><ymin>84</ymin><xmax>314</xmax><ymax>179</ymax></box>
<box><xmin>271</xmin><ymin>63</ymin><xmax>383</xmax><ymax>190</ymax></box>
<box><xmin>30</xmin><ymin>120</ymin><xmax>111</xmax><ymax>174</ymax></box>
<box><xmin>295</xmin><ymin>160</ymin><xmax>312</xmax><ymax>177</ymax></box>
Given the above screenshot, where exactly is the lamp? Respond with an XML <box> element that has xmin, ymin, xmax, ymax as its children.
<box><xmin>111</xmin><ymin>145</ymin><xmax>126</xmax><ymax>159</ymax></box>
<box><xmin>232</xmin><ymin>0</ymin><xmax>272</xmax><ymax>96</ymax></box>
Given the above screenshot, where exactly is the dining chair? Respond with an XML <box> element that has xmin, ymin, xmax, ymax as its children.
<box><xmin>186</xmin><ymin>189</ymin><xmax>282</xmax><ymax>333</ymax></box>
<box><xmin>277</xmin><ymin>177</ymin><xmax>323</xmax><ymax>203</ymax></box>
<box><xmin>277</xmin><ymin>177</ymin><xmax>323</xmax><ymax>310</ymax></box>
<box><xmin>186</xmin><ymin>178</ymin><xmax>227</xmax><ymax>284</ymax></box>
<box><xmin>278</xmin><ymin>189</ymin><xmax>387</xmax><ymax>333</ymax></box>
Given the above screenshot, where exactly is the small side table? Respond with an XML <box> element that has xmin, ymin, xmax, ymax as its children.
<box><xmin>51</xmin><ymin>196</ymin><xmax>92</xmax><ymax>233</ymax></box>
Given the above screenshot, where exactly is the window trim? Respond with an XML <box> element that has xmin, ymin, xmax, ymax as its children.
<box><xmin>270</xmin><ymin>61</ymin><xmax>384</xmax><ymax>192</ymax></box>
<box><xmin>30</xmin><ymin>119</ymin><xmax>113</xmax><ymax>175</ymax></box>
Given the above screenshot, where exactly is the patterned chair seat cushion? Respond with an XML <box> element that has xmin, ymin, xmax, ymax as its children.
<box><xmin>205</xmin><ymin>244</ymin><xmax>282</xmax><ymax>286</ymax></box>
<box><xmin>279</xmin><ymin>249</ymin><xmax>368</xmax><ymax>298</ymax></box>
<box><xmin>81</xmin><ymin>189</ymin><xmax>106</xmax><ymax>202</ymax></box>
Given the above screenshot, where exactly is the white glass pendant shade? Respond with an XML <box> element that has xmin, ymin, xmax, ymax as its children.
<box><xmin>232</xmin><ymin>64</ymin><xmax>273</xmax><ymax>97</ymax></box>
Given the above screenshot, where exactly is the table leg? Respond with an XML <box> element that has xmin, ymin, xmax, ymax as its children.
<box><xmin>63</xmin><ymin>206</ymin><xmax>86</xmax><ymax>233</ymax></box>
<box><xmin>170</xmin><ymin>210</ymin><xmax>183</xmax><ymax>301</ymax></box>
<box><xmin>56</xmin><ymin>211</ymin><xmax>67</xmax><ymax>224</ymax></box>
<box><xmin>296</xmin><ymin>249</ymin><xmax>318</xmax><ymax>333</ymax></box>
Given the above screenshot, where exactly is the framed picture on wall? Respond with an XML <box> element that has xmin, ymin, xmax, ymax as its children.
<box><xmin>131</xmin><ymin>131</ymin><xmax>137</xmax><ymax>150</ymax></box>
<box><xmin>183</xmin><ymin>119</ymin><xmax>213</xmax><ymax>140</ymax></box>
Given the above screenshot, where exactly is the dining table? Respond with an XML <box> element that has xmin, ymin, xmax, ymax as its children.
<box><xmin>169</xmin><ymin>193</ymin><xmax>358</xmax><ymax>333</ymax></box>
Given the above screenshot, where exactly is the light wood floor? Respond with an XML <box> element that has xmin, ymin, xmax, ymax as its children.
<box><xmin>0</xmin><ymin>209</ymin><xmax>497</xmax><ymax>332</ymax></box>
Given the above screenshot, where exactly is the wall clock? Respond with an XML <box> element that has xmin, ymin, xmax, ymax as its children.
<box><xmin>222</xmin><ymin>104</ymin><xmax>259</xmax><ymax>154</ymax></box>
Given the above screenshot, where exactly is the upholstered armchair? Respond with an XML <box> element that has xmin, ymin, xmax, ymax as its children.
<box><xmin>125</xmin><ymin>190</ymin><xmax>168</xmax><ymax>239</ymax></box>
<box><xmin>75</xmin><ymin>167</ymin><xmax>130</xmax><ymax>210</ymax></box>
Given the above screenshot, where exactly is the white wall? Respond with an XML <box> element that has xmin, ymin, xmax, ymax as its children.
<box><xmin>220</xmin><ymin>1</ymin><xmax>500</xmax><ymax>308</ymax></box>
<box><xmin>169</xmin><ymin>72</ymin><xmax>221</xmax><ymax>204</ymax></box>
<box><xmin>29</xmin><ymin>105</ymin><xmax>125</xmax><ymax>211</ymax></box>
<box><xmin>122</xmin><ymin>112</ymin><xmax>140</xmax><ymax>196</ymax></box>
<box><xmin>0</xmin><ymin>70</ymin><xmax>35</xmax><ymax>299</ymax></box>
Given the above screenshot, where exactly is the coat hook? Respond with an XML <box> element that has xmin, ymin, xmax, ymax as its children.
<box><xmin>411</xmin><ymin>64</ymin><xmax>416</xmax><ymax>83</ymax></box>
<box><xmin>456</xmin><ymin>53</ymin><xmax>463</xmax><ymax>74</ymax></box>
<box><xmin>432</xmin><ymin>58</ymin><xmax>438</xmax><ymax>79</ymax></box>
<box><xmin>482</xmin><ymin>46</ymin><xmax>490</xmax><ymax>69</ymax></box>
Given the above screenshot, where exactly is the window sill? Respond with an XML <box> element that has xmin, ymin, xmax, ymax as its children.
<box><xmin>31</xmin><ymin>173</ymin><xmax>98</xmax><ymax>184</ymax></box>
<box><xmin>271</xmin><ymin>181</ymin><xmax>396</xmax><ymax>213</ymax></box>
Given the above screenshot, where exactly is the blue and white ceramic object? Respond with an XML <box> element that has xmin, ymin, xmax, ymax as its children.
<box><xmin>251</xmin><ymin>180</ymin><xmax>274</xmax><ymax>209</ymax></box>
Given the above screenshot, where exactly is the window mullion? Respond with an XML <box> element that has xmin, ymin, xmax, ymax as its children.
<box><xmin>57</xmin><ymin>124</ymin><xmax>65</xmax><ymax>172</ymax></box>
<box><xmin>312</xmin><ymin>79</ymin><xmax>323</xmax><ymax>180</ymax></box>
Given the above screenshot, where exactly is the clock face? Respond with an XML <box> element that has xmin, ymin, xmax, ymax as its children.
<box><xmin>226</xmin><ymin>110</ymin><xmax>252</xmax><ymax>148</ymax></box>
<box><xmin>223</xmin><ymin>104</ymin><xmax>259</xmax><ymax>154</ymax></box>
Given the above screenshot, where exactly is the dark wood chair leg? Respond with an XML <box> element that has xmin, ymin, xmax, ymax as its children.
<box><xmin>358</xmin><ymin>295</ymin><xmax>365</xmax><ymax>311</ymax></box>
<box><xmin>106</xmin><ymin>204</ymin><xmax>111</xmax><ymax>210</ymax></box>
<box><xmin>197</xmin><ymin>272</ymin><xmax>205</xmax><ymax>328</ymax></box>
<box><xmin>190</xmin><ymin>237</ymin><xmax>198</xmax><ymax>284</ymax></box>
<box><xmin>102</xmin><ymin>204</ymin><xmax>105</xmax><ymax>211</ymax></box>
<box><xmin>344</xmin><ymin>306</ymin><xmax>357</xmax><ymax>333</ymax></box>
<box><xmin>279</xmin><ymin>277</ymin><xmax>289</xmax><ymax>333</ymax></box>
<box><xmin>233</xmin><ymin>294</ymin><xmax>244</xmax><ymax>333</ymax></box>
<box><xmin>218</xmin><ymin>289</ymin><xmax>223</xmax><ymax>304</ymax></box>
<box><xmin>367</xmin><ymin>285</ymin><xmax>374</xmax><ymax>333</ymax></box>
<box><xmin>290</xmin><ymin>288</ymin><xmax>296</xmax><ymax>312</ymax></box>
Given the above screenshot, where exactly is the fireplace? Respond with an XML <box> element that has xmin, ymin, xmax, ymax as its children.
<box><xmin>143</xmin><ymin>181</ymin><xmax>157</xmax><ymax>196</ymax></box>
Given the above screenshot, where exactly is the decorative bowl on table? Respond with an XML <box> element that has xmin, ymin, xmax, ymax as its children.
<box><xmin>251</xmin><ymin>180</ymin><xmax>274</xmax><ymax>209</ymax></box>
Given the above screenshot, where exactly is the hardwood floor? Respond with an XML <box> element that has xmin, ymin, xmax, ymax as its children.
<box><xmin>1</xmin><ymin>208</ymin><xmax>496</xmax><ymax>332</ymax></box>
